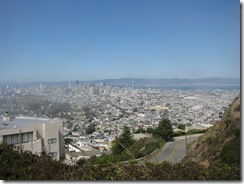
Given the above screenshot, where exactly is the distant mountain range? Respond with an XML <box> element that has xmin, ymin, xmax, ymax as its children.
<box><xmin>88</xmin><ymin>77</ymin><xmax>240</xmax><ymax>86</ymax></box>
<box><xmin>84</xmin><ymin>77</ymin><xmax>240</xmax><ymax>90</ymax></box>
<box><xmin>0</xmin><ymin>77</ymin><xmax>240</xmax><ymax>90</ymax></box>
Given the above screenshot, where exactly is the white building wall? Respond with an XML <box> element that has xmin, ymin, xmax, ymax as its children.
<box><xmin>21</xmin><ymin>139</ymin><xmax>42</xmax><ymax>155</ymax></box>
<box><xmin>43</xmin><ymin>122</ymin><xmax>61</xmax><ymax>160</ymax></box>
<box><xmin>0</xmin><ymin>118</ymin><xmax>64</xmax><ymax>160</ymax></box>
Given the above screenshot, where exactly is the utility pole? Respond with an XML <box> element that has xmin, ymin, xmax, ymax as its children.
<box><xmin>185</xmin><ymin>125</ymin><xmax>187</xmax><ymax>156</ymax></box>
<box><xmin>20</xmin><ymin>129</ymin><xmax>22</xmax><ymax>148</ymax></box>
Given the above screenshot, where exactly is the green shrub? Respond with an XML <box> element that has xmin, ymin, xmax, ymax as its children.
<box><xmin>220</xmin><ymin>137</ymin><xmax>240</xmax><ymax>166</ymax></box>
<box><xmin>206</xmin><ymin>137</ymin><xmax>213</xmax><ymax>145</ymax></box>
<box><xmin>177</xmin><ymin>124</ymin><xmax>185</xmax><ymax>130</ymax></box>
<box><xmin>173</xmin><ymin>131</ymin><xmax>186</xmax><ymax>137</ymax></box>
<box><xmin>0</xmin><ymin>137</ymin><xmax>240</xmax><ymax>180</ymax></box>
<box><xmin>234</xmin><ymin>104</ymin><xmax>240</xmax><ymax>112</ymax></box>
<box><xmin>64</xmin><ymin>138</ymin><xmax>73</xmax><ymax>144</ymax></box>
<box><xmin>224</xmin><ymin>119</ymin><xmax>231</xmax><ymax>126</ymax></box>
<box><xmin>76</xmin><ymin>158</ymin><xmax>87</xmax><ymax>166</ymax></box>
<box><xmin>87</xmin><ymin>137</ymin><xmax>160</xmax><ymax>165</ymax></box>
<box><xmin>187</xmin><ymin>129</ymin><xmax>208</xmax><ymax>135</ymax></box>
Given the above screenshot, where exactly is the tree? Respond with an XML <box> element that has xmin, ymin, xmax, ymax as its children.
<box><xmin>85</xmin><ymin>123</ymin><xmax>96</xmax><ymax>135</ymax></box>
<box><xmin>177</xmin><ymin>124</ymin><xmax>186</xmax><ymax>130</ymax></box>
<box><xmin>64</xmin><ymin>138</ymin><xmax>73</xmax><ymax>144</ymax></box>
<box><xmin>76</xmin><ymin>158</ymin><xmax>87</xmax><ymax>167</ymax></box>
<box><xmin>146</xmin><ymin>127</ymin><xmax>155</xmax><ymax>134</ymax></box>
<box><xmin>111</xmin><ymin>126</ymin><xmax>135</xmax><ymax>155</ymax></box>
<box><xmin>153</xmin><ymin>118</ymin><xmax>173</xmax><ymax>141</ymax></box>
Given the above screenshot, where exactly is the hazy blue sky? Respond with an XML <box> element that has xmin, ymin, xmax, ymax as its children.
<box><xmin>0</xmin><ymin>0</ymin><xmax>240</xmax><ymax>83</ymax></box>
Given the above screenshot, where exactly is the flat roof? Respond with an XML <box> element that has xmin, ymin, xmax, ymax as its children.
<box><xmin>0</xmin><ymin>116</ymin><xmax>57</xmax><ymax>129</ymax></box>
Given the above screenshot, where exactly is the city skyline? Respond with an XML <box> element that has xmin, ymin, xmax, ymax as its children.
<box><xmin>0</xmin><ymin>0</ymin><xmax>240</xmax><ymax>83</ymax></box>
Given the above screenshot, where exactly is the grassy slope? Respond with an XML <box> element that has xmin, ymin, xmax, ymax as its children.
<box><xmin>188</xmin><ymin>96</ymin><xmax>240</xmax><ymax>168</ymax></box>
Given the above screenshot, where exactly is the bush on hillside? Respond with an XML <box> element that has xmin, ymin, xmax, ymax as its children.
<box><xmin>187</xmin><ymin>129</ymin><xmax>208</xmax><ymax>135</ymax></box>
<box><xmin>87</xmin><ymin>137</ymin><xmax>161</xmax><ymax>165</ymax></box>
<box><xmin>0</xmin><ymin>142</ymin><xmax>240</xmax><ymax>180</ymax></box>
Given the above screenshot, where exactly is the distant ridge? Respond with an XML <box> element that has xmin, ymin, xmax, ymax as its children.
<box><xmin>0</xmin><ymin>77</ymin><xmax>240</xmax><ymax>90</ymax></box>
<box><xmin>87</xmin><ymin>77</ymin><xmax>240</xmax><ymax>85</ymax></box>
<box><xmin>84</xmin><ymin>77</ymin><xmax>240</xmax><ymax>89</ymax></box>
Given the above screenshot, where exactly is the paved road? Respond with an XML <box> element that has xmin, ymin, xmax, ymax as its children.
<box><xmin>149</xmin><ymin>134</ymin><xmax>202</xmax><ymax>164</ymax></box>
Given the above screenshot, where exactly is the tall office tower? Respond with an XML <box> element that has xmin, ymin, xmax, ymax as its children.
<box><xmin>39</xmin><ymin>84</ymin><xmax>43</xmax><ymax>96</ymax></box>
<box><xmin>89</xmin><ymin>86</ymin><xmax>94</xmax><ymax>96</ymax></box>
<box><xmin>75</xmin><ymin>80</ymin><xmax>80</xmax><ymax>94</ymax></box>
<box><xmin>132</xmin><ymin>81</ymin><xmax>134</xmax><ymax>90</ymax></box>
<box><xmin>40</xmin><ymin>84</ymin><xmax>43</xmax><ymax>91</ymax></box>
<box><xmin>68</xmin><ymin>81</ymin><xmax>71</xmax><ymax>89</ymax></box>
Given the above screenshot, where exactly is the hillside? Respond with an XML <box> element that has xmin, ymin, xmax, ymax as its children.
<box><xmin>188</xmin><ymin>96</ymin><xmax>240</xmax><ymax>168</ymax></box>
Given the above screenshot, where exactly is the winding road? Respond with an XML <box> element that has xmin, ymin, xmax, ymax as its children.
<box><xmin>149</xmin><ymin>134</ymin><xmax>202</xmax><ymax>164</ymax></box>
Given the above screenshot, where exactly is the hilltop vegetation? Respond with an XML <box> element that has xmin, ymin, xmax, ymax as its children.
<box><xmin>0</xmin><ymin>96</ymin><xmax>240</xmax><ymax>180</ymax></box>
<box><xmin>188</xmin><ymin>96</ymin><xmax>240</xmax><ymax>168</ymax></box>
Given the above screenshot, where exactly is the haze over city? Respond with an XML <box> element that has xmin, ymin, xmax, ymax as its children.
<box><xmin>0</xmin><ymin>0</ymin><xmax>240</xmax><ymax>83</ymax></box>
<box><xmin>0</xmin><ymin>0</ymin><xmax>241</xmax><ymax>180</ymax></box>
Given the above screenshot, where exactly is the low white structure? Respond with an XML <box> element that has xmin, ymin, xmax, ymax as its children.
<box><xmin>133</xmin><ymin>133</ymin><xmax>151</xmax><ymax>140</ymax></box>
<box><xmin>0</xmin><ymin>115</ymin><xmax>64</xmax><ymax>160</ymax></box>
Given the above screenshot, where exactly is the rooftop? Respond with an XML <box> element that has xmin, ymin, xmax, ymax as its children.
<box><xmin>0</xmin><ymin>116</ymin><xmax>57</xmax><ymax>129</ymax></box>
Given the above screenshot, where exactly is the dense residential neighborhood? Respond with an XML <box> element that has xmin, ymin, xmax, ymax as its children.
<box><xmin>0</xmin><ymin>81</ymin><xmax>239</xmax><ymax>164</ymax></box>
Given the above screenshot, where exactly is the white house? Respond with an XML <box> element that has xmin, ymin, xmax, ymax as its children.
<box><xmin>0</xmin><ymin>115</ymin><xmax>64</xmax><ymax>160</ymax></box>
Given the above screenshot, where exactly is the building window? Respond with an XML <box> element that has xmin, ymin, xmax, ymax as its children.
<box><xmin>49</xmin><ymin>152</ymin><xmax>57</xmax><ymax>158</ymax></box>
<box><xmin>48</xmin><ymin>138</ymin><xmax>57</xmax><ymax>144</ymax></box>
<box><xmin>3</xmin><ymin>132</ymin><xmax>33</xmax><ymax>144</ymax></box>
<box><xmin>12</xmin><ymin>134</ymin><xmax>20</xmax><ymax>144</ymax></box>
<box><xmin>3</xmin><ymin>134</ymin><xmax>20</xmax><ymax>144</ymax></box>
<box><xmin>21</xmin><ymin>132</ymin><xmax>33</xmax><ymax>143</ymax></box>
